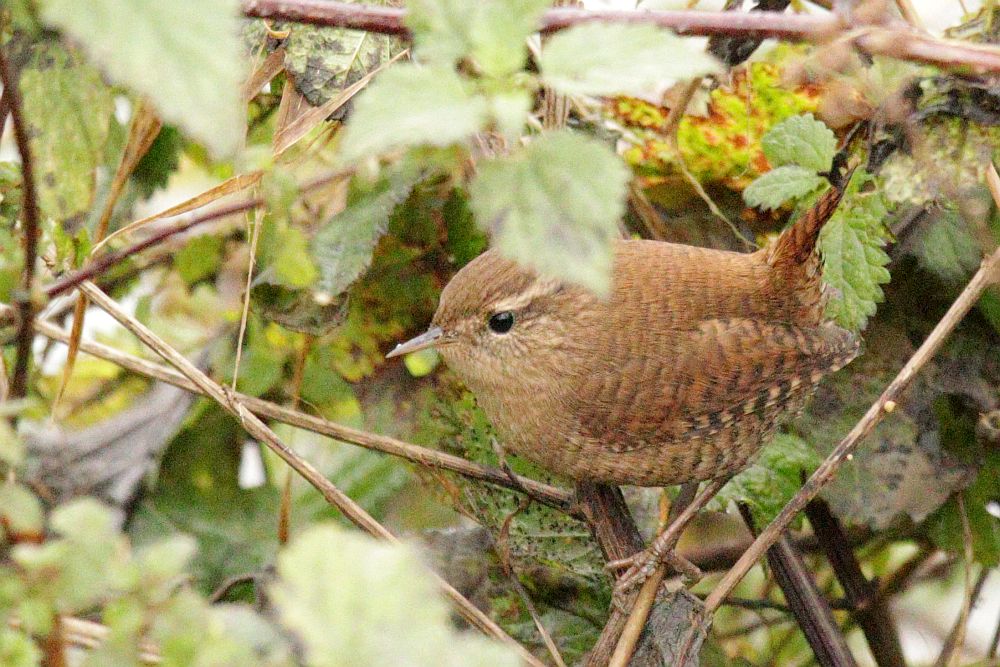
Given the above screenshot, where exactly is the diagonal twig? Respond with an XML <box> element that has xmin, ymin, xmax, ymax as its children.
<box><xmin>74</xmin><ymin>280</ymin><xmax>546</xmax><ymax>666</ymax></box>
<box><xmin>4</xmin><ymin>304</ymin><xmax>577</xmax><ymax>514</ymax></box>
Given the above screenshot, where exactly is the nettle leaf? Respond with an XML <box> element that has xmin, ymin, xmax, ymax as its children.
<box><xmin>271</xmin><ymin>525</ymin><xmax>519</xmax><ymax>667</ymax></box>
<box><xmin>819</xmin><ymin>173</ymin><xmax>892</xmax><ymax>332</ymax></box>
<box><xmin>41</xmin><ymin>0</ymin><xmax>245</xmax><ymax>156</ymax></box>
<box><xmin>713</xmin><ymin>434</ymin><xmax>821</xmax><ymax>527</ymax></box>
<box><xmin>312</xmin><ymin>163</ymin><xmax>421</xmax><ymax>300</ymax></box>
<box><xmin>17</xmin><ymin>40</ymin><xmax>113</xmax><ymax>225</ymax></box>
<box><xmin>762</xmin><ymin>113</ymin><xmax>836</xmax><ymax>172</ymax></box>
<box><xmin>406</xmin><ymin>0</ymin><xmax>548</xmax><ymax>76</ymax></box>
<box><xmin>469</xmin><ymin>131</ymin><xmax>628</xmax><ymax>294</ymax></box>
<box><xmin>339</xmin><ymin>64</ymin><xmax>489</xmax><ymax>162</ymax></box>
<box><xmin>281</xmin><ymin>23</ymin><xmax>401</xmax><ymax>105</ymax></box>
<box><xmin>743</xmin><ymin>165</ymin><xmax>825</xmax><ymax>211</ymax></box>
<box><xmin>540</xmin><ymin>23</ymin><xmax>720</xmax><ymax>97</ymax></box>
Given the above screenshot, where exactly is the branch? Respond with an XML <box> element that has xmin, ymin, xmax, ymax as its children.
<box><xmin>43</xmin><ymin>168</ymin><xmax>351</xmax><ymax>300</ymax></box>
<box><xmin>696</xmin><ymin>237</ymin><xmax>1000</xmax><ymax>634</ymax></box>
<box><xmin>805</xmin><ymin>498</ymin><xmax>906</xmax><ymax>667</ymax></box>
<box><xmin>74</xmin><ymin>281</ymin><xmax>546</xmax><ymax>667</ymax></box>
<box><xmin>241</xmin><ymin>0</ymin><xmax>1000</xmax><ymax>74</ymax></box>
<box><xmin>573</xmin><ymin>482</ymin><xmax>647</xmax><ymax>667</ymax></box>
<box><xmin>0</xmin><ymin>46</ymin><xmax>41</xmax><ymax>401</ymax></box>
<box><xmin>3</xmin><ymin>305</ymin><xmax>577</xmax><ymax>515</ymax></box>
<box><xmin>739</xmin><ymin>504</ymin><xmax>856</xmax><ymax>667</ymax></box>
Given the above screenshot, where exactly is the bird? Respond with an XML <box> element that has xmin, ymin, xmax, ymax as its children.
<box><xmin>388</xmin><ymin>176</ymin><xmax>859</xmax><ymax>488</ymax></box>
<box><xmin>387</xmin><ymin>170</ymin><xmax>860</xmax><ymax>587</ymax></box>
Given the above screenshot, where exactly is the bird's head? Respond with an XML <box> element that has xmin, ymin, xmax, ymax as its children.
<box><xmin>387</xmin><ymin>250</ymin><xmax>595</xmax><ymax>390</ymax></box>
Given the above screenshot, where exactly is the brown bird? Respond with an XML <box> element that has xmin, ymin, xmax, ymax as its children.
<box><xmin>388</xmin><ymin>174</ymin><xmax>860</xmax><ymax>584</ymax></box>
<box><xmin>390</xmin><ymin>180</ymin><xmax>858</xmax><ymax>485</ymax></box>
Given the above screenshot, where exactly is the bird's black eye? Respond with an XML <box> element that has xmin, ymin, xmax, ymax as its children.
<box><xmin>488</xmin><ymin>311</ymin><xmax>515</xmax><ymax>334</ymax></box>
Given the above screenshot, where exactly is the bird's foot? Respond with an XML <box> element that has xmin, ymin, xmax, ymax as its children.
<box><xmin>607</xmin><ymin>546</ymin><xmax>703</xmax><ymax>607</ymax></box>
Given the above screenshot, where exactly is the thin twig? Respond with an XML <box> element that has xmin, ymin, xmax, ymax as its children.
<box><xmin>9</xmin><ymin>308</ymin><xmax>577</xmax><ymax>514</ymax></box>
<box><xmin>44</xmin><ymin>168</ymin><xmax>351</xmax><ymax>299</ymax></box>
<box><xmin>74</xmin><ymin>280</ymin><xmax>545</xmax><ymax>666</ymax></box>
<box><xmin>934</xmin><ymin>493</ymin><xmax>979</xmax><ymax>667</ymax></box>
<box><xmin>241</xmin><ymin>0</ymin><xmax>1000</xmax><ymax>73</ymax></box>
<box><xmin>691</xmin><ymin>190</ymin><xmax>1000</xmax><ymax>658</ymax></box>
<box><xmin>805</xmin><ymin>498</ymin><xmax>905</xmax><ymax>667</ymax></box>
<box><xmin>0</xmin><ymin>46</ymin><xmax>41</xmax><ymax>401</ymax></box>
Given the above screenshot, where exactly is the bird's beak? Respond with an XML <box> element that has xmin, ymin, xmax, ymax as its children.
<box><xmin>386</xmin><ymin>326</ymin><xmax>444</xmax><ymax>358</ymax></box>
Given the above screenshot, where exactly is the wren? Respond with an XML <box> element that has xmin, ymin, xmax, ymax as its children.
<box><xmin>388</xmin><ymin>180</ymin><xmax>859</xmax><ymax>488</ymax></box>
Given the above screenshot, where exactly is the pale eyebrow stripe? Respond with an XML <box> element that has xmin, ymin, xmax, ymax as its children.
<box><xmin>490</xmin><ymin>277</ymin><xmax>562</xmax><ymax>313</ymax></box>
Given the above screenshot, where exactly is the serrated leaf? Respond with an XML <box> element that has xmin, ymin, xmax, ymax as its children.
<box><xmin>713</xmin><ymin>434</ymin><xmax>820</xmax><ymax>527</ymax></box>
<box><xmin>16</xmin><ymin>40</ymin><xmax>113</xmax><ymax>225</ymax></box>
<box><xmin>338</xmin><ymin>64</ymin><xmax>489</xmax><ymax>162</ymax></box>
<box><xmin>271</xmin><ymin>525</ymin><xmax>519</xmax><ymax>667</ymax></box>
<box><xmin>406</xmin><ymin>0</ymin><xmax>548</xmax><ymax>76</ymax></box>
<box><xmin>761</xmin><ymin>113</ymin><xmax>836</xmax><ymax>172</ymax></box>
<box><xmin>312</xmin><ymin>164</ymin><xmax>421</xmax><ymax>299</ymax></box>
<box><xmin>540</xmin><ymin>23</ymin><xmax>720</xmax><ymax>97</ymax></box>
<box><xmin>40</xmin><ymin>0</ymin><xmax>245</xmax><ymax>156</ymax></box>
<box><xmin>282</xmin><ymin>22</ymin><xmax>401</xmax><ymax>105</ymax></box>
<box><xmin>743</xmin><ymin>165</ymin><xmax>824</xmax><ymax>211</ymax></box>
<box><xmin>819</xmin><ymin>176</ymin><xmax>892</xmax><ymax>332</ymax></box>
<box><xmin>469</xmin><ymin>131</ymin><xmax>628</xmax><ymax>294</ymax></box>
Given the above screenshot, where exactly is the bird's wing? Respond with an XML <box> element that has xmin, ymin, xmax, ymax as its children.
<box><xmin>571</xmin><ymin>318</ymin><xmax>859</xmax><ymax>452</ymax></box>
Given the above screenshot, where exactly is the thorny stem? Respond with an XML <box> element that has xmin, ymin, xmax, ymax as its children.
<box><xmin>241</xmin><ymin>0</ymin><xmax>1000</xmax><ymax>74</ymax></box>
<box><xmin>0</xmin><ymin>47</ymin><xmax>41</xmax><ymax>401</ymax></box>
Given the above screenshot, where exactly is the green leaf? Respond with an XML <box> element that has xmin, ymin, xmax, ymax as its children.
<box><xmin>271</xmin><ymin>525</ymin><xmax>519</xmax><ymax>667</ymax></box>
<box><xmin>926</xmin><ymin>451</ymin><xmax>1000</xmax><ymax>566</ymax></box>
<box><xmin>819</xmin><ymin>173</ymin><xmax>892</xmax><ymax>332</ymax></box>
<box><xmin>0</xmin><ymin>483</ymin><xmax>43</xmax><ymax>542</ymax></box>
<box><xmin>540</xmin><ymin>23</ymin><xmax>719</xmax><ymax>97</ymax></box>
<box><xmin>338</xmin><ymin>64</ymin><xmax>489</xmax><ymax>162</ymax></box>
<box><xmin>175</xmin><ymin>235</ymin><xmax>223</xmax><ymax>285</ymax></box>
<box><xmin>406</xmin><ymin>0</ymin><xmax>548</xmax><ymax>76</ymax></box>
<box><xmin>713</xmin><ymin>434</ymin><xmax>821</xmax><ymax>527</ymax></box>
<box><xmin>469</xmin><ymin>131</ymin><xmax>628</xmax><ymax>294</ymax></box>
<box><xmin>40</xmin><ymin>0</ymin><xmax>245</xmax><ymax>156</ymax></box>
<box><xmin>0</xmin><ymin>629</ymin><xmax>41</xmax><ymax>667</ymax></box>
<box><xmin>761</xmin><ymin>113</ymin><xmax>837</xmax><ymax>172</ymax></box>
<box><xmin>281</xmin><ymin>22</ymin><xmax>401</xmax><ymax>105</ymax></box>
<box><xmin>273</xmin><ymin>227</ymin><xmax>318</xmax><ymax>289</ymax></box>
<box><xmin>312</xmin><ymin>163</ymin><xmax>421</xmax><ymax>300</ymax></box>
<box><xmin>16</xmin><ymin>39</ymin><xmax>114</xmax><ymax>224</ymax></box>
<box><xmin>911</xmin><ymin>208</ymin><xmax>982</xmax><ymax>285</ymax></box>
<box><xmin>743</xmin><ymin>165</ymin><xmax>824</xmax><ymax>211</ymax></box>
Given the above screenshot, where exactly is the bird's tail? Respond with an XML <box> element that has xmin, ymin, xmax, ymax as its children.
<box><xmin>765</xmin><ymin>166</ymin><xmax>856</xmax><ymax>272</ymax></box>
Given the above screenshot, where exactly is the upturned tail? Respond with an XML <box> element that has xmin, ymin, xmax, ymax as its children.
<box><xmin>766</xmin><ymin>166</ymin><xmax>855</xmax><ymax>272</ymax></box>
